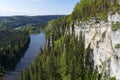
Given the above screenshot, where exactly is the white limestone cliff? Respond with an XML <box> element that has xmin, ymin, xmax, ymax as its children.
<box><xmin>108</xmin><ymin>12</ymin><xmax>120</xmax><ymax>23</ymax></box>
<box><xmin>73</xmin><ymin>13</ymin><xmax>120</xmax><ymax>80</ymax></box>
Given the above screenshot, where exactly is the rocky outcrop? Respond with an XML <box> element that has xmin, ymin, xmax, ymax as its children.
<box><xmin>46</xmin><ymin>32</ymin><xmax>54</xmax><ymax>49</ymax></box>
<box><xmin>108</xmin><ymin>12</ymin><xmax>120</xmax><ymax>23</ymax></box>
<box><xmin>118</xmin><ymin>0</ymin><xmax>120</xmax><ymax>4</ymax></box>
<box><xmin>72</xmin><ymin>16</ymin><xmax>120</xmax><ymax>79</ymax></box>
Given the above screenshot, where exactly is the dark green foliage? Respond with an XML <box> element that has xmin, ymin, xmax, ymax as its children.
<box><xmin>19</xmin><ymin>23</ymin><xmax>47</xmax><ymax>34</ymax></box>
<box><xmin>72</xmin><ymin>0</ymin><xmax>120</xmax><ymax>20</ymax></box>
<box><xmin>21</xmin><ymin>0</ymin><xmax>120</xmax><ymax>80</ymax></box>
<box><xmin>0</xmin><ymin>15</ymin><xmax>64</xmax><ymax>78</ymax></box>
<box><xmin>0</xmin><ymin>29</ymin><xmax>30</xmax><ymax>76</ymax></box>
<box><xmin>112</xmin><ymin>22</ymin><xmax>120</xmax><ymax>31</ymax></box>
<box><xmin>109</xmin><ymin>77</ymin><xmax>116</xmax><ymax>80</ymax></box>
<box><xmin>20</xmin><ymin>3</ymin><xmax>108</xmax><ymax>78</ymax></box>
<box><xmin>0</xmin><ymin>24</ymin><xmax>8</xmax><ymax>30</ymax></box>
<box><xmin>115</xmin><ymin>44</ymin><xmax>120</xmax><ymax>48</ymax></box>
<box><xmin>45</xmin><ymin>15</ymin><xmax>71</xmax><ymax>40</ymax></box>
<box><xmin>0</xmin><ymin>15</ymin><xmax>65</xmax><ymax>28</ymax></box>
<box><xmin>21</xmin><ymin>32</ymin><xmax>100</xmax><ymax>80</ymax></box>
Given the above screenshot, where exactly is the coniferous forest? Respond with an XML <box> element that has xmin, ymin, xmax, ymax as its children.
<box><xmin>20</xmin><ymin>0</ymin><xmax>120</xmax><ymax>80</ymax></box>
<box><xmin>1</xmin><ymin>0</ymin><xmax>120</xmax><ymax>80</ymax></box>
<box><xmin>0</xmin><ymin>15</ymin><xmax>64</xmax><ymax>78</ymax></box>
<box><xmin>0</xmin><ymin>29</ymin><xmax>30</xmax><ymax>76</ymax></box>
<box><xmin>72</xmin><ymin>0</ymin><xmax>120</xmax><ymax>20</ymax></box>
<box><xmin>21</xmin><ymin>31</ymin><xmax>99</xmax><ymax>80</ymax></box>
<box><xmin>20</xmin><ymin>18</ymin><xmax>115</xmax><ymax>80</ymax></box>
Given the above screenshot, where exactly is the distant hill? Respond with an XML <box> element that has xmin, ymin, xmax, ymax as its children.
<box><xmin>0</xmin><ymin>15</ymin><xmax>65</xmax><ymax>28</ymax></box>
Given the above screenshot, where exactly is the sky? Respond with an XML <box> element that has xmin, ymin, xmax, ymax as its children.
<box><xmin>0</xmin><ymin>0</ymin><xmax>79</xmax><ymax>16</ymax></box>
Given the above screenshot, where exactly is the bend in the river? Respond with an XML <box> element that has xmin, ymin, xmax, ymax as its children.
<box><xmin>3</xmin><ymin>32</ymin><xmax>46</xmax><ymax>80</ymax></box>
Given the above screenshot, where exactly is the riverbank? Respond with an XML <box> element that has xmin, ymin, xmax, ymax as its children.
<box><xmin>0</xmin><ymin>30</ymin><xmax>30</xmax><ymax>79</ymax></box>
<box><xmin>3</xmin><ymin>32</ymin><xmax>46</xmax><ymax>80</ymax></box>
<box><xmin>0</xmin><ymin>37</ymin><xmax>30</xmax><ymax>80</ymax></box>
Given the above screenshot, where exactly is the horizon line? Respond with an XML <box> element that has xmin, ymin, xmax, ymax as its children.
<box><xmin>0</xmin><ymin>14</ymin><xmax>69</xmax><ymax>17</ymax></box>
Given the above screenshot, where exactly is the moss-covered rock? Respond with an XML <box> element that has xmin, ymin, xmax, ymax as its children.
<box><xmin>112</xmin><ymin>22</ymin><xmax>120</xmax><ymax>31</ymax></box>
<box><xmin>115</xmin><ymin>44</ymin><xmax>120</xmax><ymax>48</ymax></box>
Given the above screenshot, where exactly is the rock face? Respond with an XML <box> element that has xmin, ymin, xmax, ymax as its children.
<box><xmin>118</xmin><ymin>0</ymin><xmax>120</xmax><ymax>4</ymax></box>
<box><xmin>108</xmin><ymin>12</ymin><xmax>120</xmax><ymax>23</ymax></box>
<box><xmin>46</xmin><ymin>32</ymin><xmax>54</xmax><ymax>49</ymax></box>
<box><xmin>73</xmin><ymin>17</ymin><xmax>120</xmax><ymax>79</ymax></box>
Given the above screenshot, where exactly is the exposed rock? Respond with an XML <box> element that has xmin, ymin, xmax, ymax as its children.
<box><xmin>46</xmin><ymin>32</ymin><xmax>54</xmax><ymax>49</ymax></box>
<box><xmin>108</xmin><ymin>12</ymin><xmax>120</xmax><ymax>23</ymax></box>
<box><xmin>73</xmin><ymin>19</ymin><xmax>120</xmax><ymax>80</ymax></box>
<box><xmin>118</xmin><ymin>0</ymin><xmax>120</xmax><ymax>4</ymax></box>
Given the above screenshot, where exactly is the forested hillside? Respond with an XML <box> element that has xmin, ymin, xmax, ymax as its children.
<box><xmin>0</xmin><ymin>15</ymin><xmax>64</xmax><ymax>28</ymax></box>
<box><xmin>72</xmin><ymin>0</ymin><xmax>120</xmax><ymax>20</ymax></box>
<box><xmin>21</xmin><ymin>27</ymin><xmax>99</xmax><ymax>80</ymax></box>
<box><xmin>0</xmin><ymin>15</ymin><xmax>65</xmax><ymax>78</ymax></box>
<box><xmin>21</xmin><ymin>0</ymin><xmax>120</xmax><ymax>80</ymax></box>
<box><xmin>0</xmin><ymin>29</ymin><xmax>30</xmax><ymax>77</ymax></box>
<box><xmin>21</xmin><ymin>17</ymin><xmax>115</xmax><ymax>80</ymax></box>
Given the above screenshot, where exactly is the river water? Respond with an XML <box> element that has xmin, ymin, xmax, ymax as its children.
<box><xmin>3</xmin><ymin>32</ymin><xmax>46</xmax><ymax>80</ymax></box>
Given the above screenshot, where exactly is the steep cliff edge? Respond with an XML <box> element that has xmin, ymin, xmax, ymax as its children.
<box><xmin>21</xmin><ymin>0</ymin><xmax>120</xmax><ymax>80</ymax></box>
<box><xmin>72</xmin><ymin>12</ymin><xmax>120</xmax><ymax>80</ymax></box>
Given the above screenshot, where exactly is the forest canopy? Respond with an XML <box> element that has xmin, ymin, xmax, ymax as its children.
<box><xmin>72</xmin><ymin>0</ymin><xmax>120</xmax><ymax>20</ymax></box>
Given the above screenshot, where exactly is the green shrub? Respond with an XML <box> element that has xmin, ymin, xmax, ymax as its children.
<box><xmin>109</xmin><ymin>77</ymin><xmax>116</xmax><ymax>80</ymax></box>
<box><xmin>112</xmin><ymin>22</ymin><xmax>120</xmax><ymax>31</ymax></box>
<box><xmin>115</xmin><ymin>44</ymin><xmax>120</xmax><ymax>48</ymax></box>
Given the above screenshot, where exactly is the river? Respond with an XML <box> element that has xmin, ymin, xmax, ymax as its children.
<box><xmin>3</xmin><ymin>32</ymin><xmax>46</xmax><ymax>80</ymax></box>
